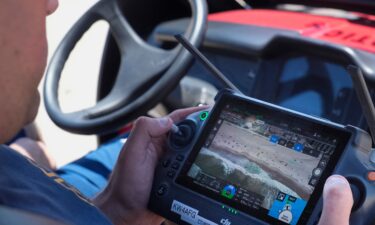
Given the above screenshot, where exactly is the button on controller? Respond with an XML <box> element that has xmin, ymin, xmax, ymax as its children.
<box><xmin>156</xmin><ymin>184</ymin><xmax>168</xmax><ymax>197</ymax></box>
<box><xmin>176</xmin><ymin>154</ymin><xmax>184</xmax><ymax>161</ymax></box>
<box><xmin>199</xmin><ymin>111</ymin><xmax>209</xmax><ymax>121</ymax></box>
<box><xmin>171</xmin><ymin>162</ymin><xmax>180</xmax><ymax>170</ymax></box>
<box><xmin>167</xmin><ymin>170</ymin><xmax>176</xmax><ymax>178</ymax></box>
<box><xmin>162</xmin><ymin>159</ymin><xmax>171</xmax><ymax>168</ymax></box>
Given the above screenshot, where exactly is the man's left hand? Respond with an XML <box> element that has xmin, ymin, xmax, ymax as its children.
<box><xmin>94</xmin><ymin>106</ymin><xmax>207</xmax><ymax>225</ymax></box>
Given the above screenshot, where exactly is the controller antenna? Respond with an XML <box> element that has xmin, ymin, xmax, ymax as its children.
<box><xmin>175</xmin><ymin>34</ymin><xmax>243</xmax><ymax>95</ymax></box>
<box><xmin>347</xmin><ymin>65</ymin><xmax>375</xmax><ymax>144</ymax></box>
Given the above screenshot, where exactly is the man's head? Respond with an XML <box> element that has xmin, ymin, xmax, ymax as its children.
<box><xmin>0</xmin><ymin>0</ymin><xmax>58</xmax><ymax>143</ymax></box>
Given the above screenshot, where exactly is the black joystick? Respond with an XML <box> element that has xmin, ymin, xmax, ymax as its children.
<box><xmin>169</xmin><ymin>121</ymin><xmax>196</xmax><ymax>148</ymax></box>
<box><xmin>347</xmin><ymin>178</ymin><xmax>365</xmax><ymax>212</ymax></box>
<box><xmin>350</xmin><ymin>184</ymin><xmax>362</xmax><ymax>211</ymax></box>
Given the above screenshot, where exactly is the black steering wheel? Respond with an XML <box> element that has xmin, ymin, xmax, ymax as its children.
<box><xmin>44</xmin><ymin>0</ymin><xmax>207</xmax><ymax>134</ymax></box>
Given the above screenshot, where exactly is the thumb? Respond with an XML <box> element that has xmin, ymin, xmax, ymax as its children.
<box><xmin>318</xmin><ymin>175</ymin><xmax>353</xmax><ymax>225</ymax></box>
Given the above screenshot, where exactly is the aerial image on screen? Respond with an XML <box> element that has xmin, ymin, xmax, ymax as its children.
<box><xmin>186</xmin><ymin>104</ymin><xmax>339</xmax><ymax>225</ymax></box>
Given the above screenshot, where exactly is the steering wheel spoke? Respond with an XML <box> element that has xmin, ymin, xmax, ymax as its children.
<box><xmin>87</xmin><ymin>48</ymin><xmax>177</xmax><ymax>117</ymax></box>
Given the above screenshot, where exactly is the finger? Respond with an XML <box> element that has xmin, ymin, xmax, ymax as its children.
<box><xmin>120</xmin><ymin>116</ymin><xmax>173</xmax><ymax>165</ymax></box>
<box><xmin>131</xmin><ymin>116</ymin><xmax>173</xmax><ymax>139</ymax></box>
<box><xmin>169</xmin><ymin>105</ymin><xmax>210</xmax><ymax>123</ymax></box>
<box><xmin>318</xmin><ymin>175</ymin><xmax>353</xmax><ymax>225</ymax></box>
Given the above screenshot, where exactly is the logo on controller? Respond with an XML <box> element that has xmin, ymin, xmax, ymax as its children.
<box><xmin>221</xmin><ymin>185</ymin><xmax>236</xmax><ymax>200</ymax></box>
<box><xmin>220</xmin><ymin>218</ymin><xmax>232</xmax><ymax>225</ymax></box>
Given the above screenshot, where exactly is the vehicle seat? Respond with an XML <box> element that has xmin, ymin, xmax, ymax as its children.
<box><xmin>251</xmin><ymin>55</ymin><xmax>367</xmax><ymax>129</ymax></box>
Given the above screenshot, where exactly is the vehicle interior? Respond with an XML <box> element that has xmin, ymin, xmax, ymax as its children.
<box><xmin>87</xmin><ymin>0</ymin><xmax>375</xmax><ymax>143</ymax></box>
<box><xmin>2</xmin><ymin>0</ymin><xmax>375</xmax><ymax>224</ymax></box>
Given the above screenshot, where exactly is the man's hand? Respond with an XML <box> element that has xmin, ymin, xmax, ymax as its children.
<box><xmin>94</xmin><ymin>106</ymin><xmax>207</xmax><ymax>225</ymax></box>
<box><xmin>318</xmin><ymin>175</ymin><xmax>353</xmax><ymax>225</ymax></box>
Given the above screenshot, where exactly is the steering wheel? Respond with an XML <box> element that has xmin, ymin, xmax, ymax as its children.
<box><xmin>44</xmin><ymin>0</ymin><xmax>207</xmax><ymax>134</ymax></box>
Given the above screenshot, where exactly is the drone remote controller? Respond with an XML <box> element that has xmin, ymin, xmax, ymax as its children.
<box><xmin>149</xmin><ymin>89</ymin><xmax>375</xmax><ymax>225</ymax></box>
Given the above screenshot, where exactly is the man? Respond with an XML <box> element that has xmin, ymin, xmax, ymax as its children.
<box><xmin>0</xmin><ymin>0</ymin><xmax>354</xmax><ymax>224</ymax></box>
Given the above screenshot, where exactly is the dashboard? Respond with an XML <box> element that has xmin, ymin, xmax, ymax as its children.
<box><xmin>185</xmin><ymin>49</ymin><xmax>367</xmax><ymax>129</ymax></box>
<box><xmin>153</xmin><ymin>10</ymin><xmax>375</xmax><ymax>131</ymax></box>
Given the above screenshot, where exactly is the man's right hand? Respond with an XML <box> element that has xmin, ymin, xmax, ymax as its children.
<box><xmin>318</xmin><ymin>175</ymin><xmax>353</xmax><ymax>225</ymax></box>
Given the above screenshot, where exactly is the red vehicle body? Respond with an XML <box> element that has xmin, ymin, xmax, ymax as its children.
<box><xmin>209</xmin><ymin>9</ymin><xmax>375</xmax><ymax>54</ymax></box>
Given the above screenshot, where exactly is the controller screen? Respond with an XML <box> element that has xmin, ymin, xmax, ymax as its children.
<box><xmin>177</xmin><ymin>97</ymin><xmax>350</xmax><ymax>225</ymax></box>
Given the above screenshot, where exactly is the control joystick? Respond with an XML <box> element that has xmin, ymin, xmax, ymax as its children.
<box><xmin>347</xmin><ymin>178</ymin><xmax>365</xmax><ymax>212</ymax></box>
<box><xmin>169</xmin><ymin>120</ymin><xmax>196</xmax><ymax>149</ymax></box>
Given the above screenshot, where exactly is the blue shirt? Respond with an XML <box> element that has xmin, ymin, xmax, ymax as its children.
<box><xmin>0</xmin><ymin>145</ymin><xmax>112</xmax><ymax>225</ymax></box>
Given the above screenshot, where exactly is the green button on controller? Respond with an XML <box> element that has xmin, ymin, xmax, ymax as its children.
<box><xmin>199</xmin><ymin>111</ymin><xmax>209</xmax><ymax>121</ymax></box>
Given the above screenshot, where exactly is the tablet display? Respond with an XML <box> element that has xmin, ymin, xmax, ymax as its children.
<box><xmin>177</xmin><ymin>95</ymin><xmax>351</xmax><ymax>225</ymax></box>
